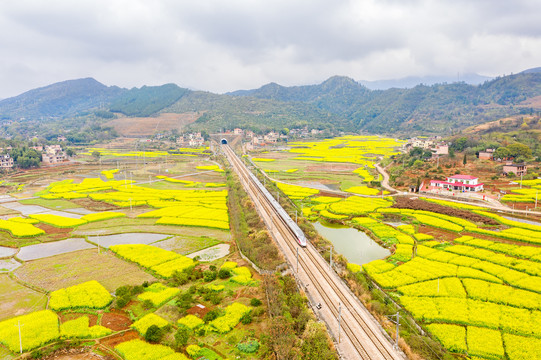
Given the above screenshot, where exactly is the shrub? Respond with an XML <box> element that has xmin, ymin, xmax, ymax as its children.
<box><xmin>203</xmin><ymin>309</ymin><xmax>220</xmax><ymax>322</ymax></box>
<box><xmin>218</xmin><ymin>269</ymin><xmax>231</xmax><ymax>279</ymax></box>
<box><xmin>203</xmin><ymin>270</ymin><xmax>217</xmax><ymax>282</ymax></box>
<box><xmin>237</xmin><ymin>339</ymin><xmax>260</xmax><ymax>353</ymax></box>
<box><xmin>250</xmin><ymin>298</ymin><xmax>262</xmax><ymax>306</ymax></box>
<box><xmin>145</xmin><ymin>325</ymin><xmax>164</xmax><ymax>343</ymax></box>
<box><xmin>174</xmin><ymin>326</ymin><xmax>190</xmax><ymax>348</ymax></box>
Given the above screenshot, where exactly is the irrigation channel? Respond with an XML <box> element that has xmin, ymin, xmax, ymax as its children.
<box><xmin>223</xmin><ymin>144</ymin><xmax>404</xmax><ymax>360</ymax></box>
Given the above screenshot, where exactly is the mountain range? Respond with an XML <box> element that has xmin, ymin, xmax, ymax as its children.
<box><xmin>1</xmin><ymin>69</ymin><xmax>540</xmax><ymax>138</ymax></box>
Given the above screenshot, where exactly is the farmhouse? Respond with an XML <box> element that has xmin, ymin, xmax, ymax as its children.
<box><xmin>0</xmin><ymin>154</ymin><xmax>14</xmax><ymax>169</ymax></box>
<box><xmin>478</xmin><ymin>149</ymin><xmax>494</xmax><ymax>160</ymax></box>
<box><xmin>429</xmin><ymin>174</ymin><xmax>484</xmax><ymax>192</ymax></box>
<box><xmin>503</xmin><ymin>163</ymin><xmax>527</xmax><ymax>177</ymax></box>
<box><xmin>42</xmin><ymin>145</ymin><xmax>67</xmax><ymax>165</ymax></box>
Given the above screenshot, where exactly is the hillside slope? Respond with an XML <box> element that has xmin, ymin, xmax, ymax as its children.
<box><xmin>0</xmin><ymin>78</ymin><xmax>123</xmax><ymax>120</ymax></box>
<box><xmin>0</xmin><ymin>72</ymin><xmax>540</xmax><ymax>137</ymax></box>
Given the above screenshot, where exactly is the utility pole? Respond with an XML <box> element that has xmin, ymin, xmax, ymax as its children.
<box><xmin>388</xmin><ymin>312</ymin><xmax>400</xmax><ymax>350</ymax></box>
<box><xmin>330</xmin><ymin>246</ymin><xmax>333</xmax><ymax>270</ymax></box>
<box><xmin>295</xmin><ymin>209</ymin><xmax>298</xmax><ymax>223</ymax></box>
<box><xmin>296</xmin><ymin>247</ymin><xmax>299</xmax><ymax>273</ymax></box>
<box><xmin>15</xmin><ymin>320</ymin><xmax>23</xmax><ymax>354</ymax></box>
<box><xmin>338</xmin><ymin>302</ymin><xmax>342</xmax><ymax>343</ymax></box>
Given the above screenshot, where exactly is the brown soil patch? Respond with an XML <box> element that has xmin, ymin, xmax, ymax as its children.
<box><xmin>418</xmin><ymin>226</ymin><xmax>457</xmax><ymax>242</ymax></box>
<box><xmin>72</xmin><ymin>198</ymin><xmax>119</xmax><ymax>211</ymax></box>
<box><xmin>107</xmin><ymin>113</ymin><xmax>200</xmax><ymax>137</ymax></box>
<box><xmin>101</xmin><ymin>312</ymin><xmax>132</xmax><ymax>331</ymax></box>
<box><xmin>392</xmin><ymin>196</ymin><xmax>499</xmax><ymax>225</ymax></box>
<box><xmin>60</xmin><ymin>313</ymin><xmax>98</xmax><ymax>327</ymax></box>
<box><xmin>42</xmin><ymin>347</ymin><xmax>113</xmax><ymax>360</ymax></box>
<box><xmin>37</xmin><ymin>224</ymin><xmax>73</xmax><ymax>241</ymax></box>
<box><xmin>187</xmin><ymin>304</ymin><xmax>211</xmax><ymax>317</ymax></box>
<box><xmin>306</xmin><ymin>163</ymin><xmax>358</xmax><ymax>172</ymax></box>
<box><xmin>99</xmin><ymin>330</ymin><xmax>140</xmax><ymax>348</ymax></box>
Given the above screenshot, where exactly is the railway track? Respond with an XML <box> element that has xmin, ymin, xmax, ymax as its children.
<box><xmin>223</xmin><ymin>145</ymin><xmax>403</xmax><ymax>360</ymax></box>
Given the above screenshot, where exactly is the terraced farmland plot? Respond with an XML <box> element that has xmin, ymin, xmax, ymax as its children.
<box><xmin>14</xmin><ymin>249</ymin><xmax>156</xmax><ymax>292</ymax></box>
<box><xmin>364</xmin><ymin>236</ymin><xmax>541</xmax><ymax>359</ymax></box>
<box><xmin>251</xmin><ymin>136</ymin><xmax>402</xmax><ymax>192</ymax></box>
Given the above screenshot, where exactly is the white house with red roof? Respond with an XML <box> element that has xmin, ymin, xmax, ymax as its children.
<box><xmin>429</xmin><ymin>174</ymin><xmax>484</xmax><ymax>192</ymax></box>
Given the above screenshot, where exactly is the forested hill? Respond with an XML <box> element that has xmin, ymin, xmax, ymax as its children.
<box><xmin>0</xmin><ymin>80</ymin><xmax>191</xmax><ymax>121</ymax></box>
<box><xmin>220</xmin><ymin>73</ymin><xmax>541</xmax><ymax>134</ymax></box>
<box><xmin>1</xmin><ymin>72</ymin><xmax>541</xmax><ymax>137</ymax></box>
<box><xmin>0</xmin><ymin>78</ymin><xmax>123</xmax><ymax>120</ymax></box>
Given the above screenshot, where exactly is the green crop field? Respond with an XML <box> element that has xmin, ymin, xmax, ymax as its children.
<box><xmin>0</xmin><ymin>275</ymin><xmax>47</xmax><ymax>321</ymax></box>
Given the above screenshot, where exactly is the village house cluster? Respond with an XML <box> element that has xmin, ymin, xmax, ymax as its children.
<box><xmin>404</xmin><ymin>136</ymin><xmax>449</xmax><ymax>158</ymax></box>
<box><xmin>0</xmin><ymin>144</ymin><xmax>69</xmax><ymax>169</ymax></box>
<box><xmin>176</xmin><ymin>132</ymin><xmax>205</xmax><ymax>147</ymax></box>
<box><xmin>478</xmin><ymin>148</ymin><xmax>528</xmax><ymax>176</ymax></box>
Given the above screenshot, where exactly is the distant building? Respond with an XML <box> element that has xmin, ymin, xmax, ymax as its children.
<box><xmin>503</xmin><ymin>163</ymin><xmax>527</xmax><ymax>177</ymax></box>
<box><xmin>429</xmin><ymin>174</ymin><xmax>484</xmax><ymax>192</ymax></box>
<box><xmin>431</xmin><ymin>144</ymin><xmax>449</xmax><ymax>156</ymax></box>
<box><xmin>408</xmin><ymin>137</ymin><xmax>437</xmax><ymax>150</ymax></box>
<box><xmin>57</xmin><ymin>135</ymin><xmax>67</xmax><ymax>142</ymax></box>
<box><xmin>42</xmin><ymin>145</ymin><xmax>67</xmax><ymax>165</ymax></box>
<box><xmin>479</xmin><ymin>149</ymin><xmax>494</xmax><ymax>161</ymax></box>
<box><xmin>0</xmin><ymin>154</ymin><xmax>14</xmax><ymax>169</ymax></box>
<box><xmin>234</xmin><ymin>128</ymin><xmax>243</xmax><ymax>135</ymax></box>
<box><xmin>264</xmin><ymin>132</ymin><xmax>278</xmax><ymax>143</ymax></box>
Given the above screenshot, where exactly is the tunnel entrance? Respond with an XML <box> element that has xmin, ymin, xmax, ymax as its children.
<box><xmin>221</xmin><ymin>139</ymin><xmax>228</xmax><ymax>144</ymax></box>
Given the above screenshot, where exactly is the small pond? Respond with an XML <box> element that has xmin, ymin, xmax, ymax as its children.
<box><xmin>312</xmin><ymin>221</ymin><xmax>390</xmax><ymax>264</ymax></box>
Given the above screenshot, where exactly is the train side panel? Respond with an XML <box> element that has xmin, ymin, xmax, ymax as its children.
<box><xmin>248</xmin><ymin>172</ymin><xmax>307</xmax><ymax>247</ymax></box>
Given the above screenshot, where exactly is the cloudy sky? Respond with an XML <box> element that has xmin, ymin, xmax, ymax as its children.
<box><xmin>0</xmin><ymin>0</ymin><xmax>540</xmax><ymax>98</ymax></box>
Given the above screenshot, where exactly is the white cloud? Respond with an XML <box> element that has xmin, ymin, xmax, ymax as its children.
<box><xmin>0</xmin><ymin>0</ymin><xmax>539</xmax><ymax>98</ymax></box>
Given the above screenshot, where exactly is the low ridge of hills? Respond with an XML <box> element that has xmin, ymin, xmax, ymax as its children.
<box><xmin>1</xmin><ymin>69</ymin><xmax>541</xmax><ymax>137</ymax></box>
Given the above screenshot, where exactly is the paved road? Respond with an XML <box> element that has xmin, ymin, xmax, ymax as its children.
<box><xmin>375</xmin><ymin>163</ymin><xmax>398</xmax><ymax>193</ymax></box>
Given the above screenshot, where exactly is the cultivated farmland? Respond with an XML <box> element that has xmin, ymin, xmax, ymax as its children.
<box><xmin>255</xmin><ymin>135</ymin><xmax>541</xmax><ymax>359</ymax></box>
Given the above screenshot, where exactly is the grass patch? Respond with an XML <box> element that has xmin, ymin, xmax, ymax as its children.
<box><xmin>0</xmin><ymin>232</ymin><xmax>42</xmax><ymax>247</ymax></box>
<box><xmin>19</xmin><ymin>198</ymin><xmax>80</xmax><ymax>210</ymax></box>
<box><xmin>0</xmin><ymin>345</ymin><xmax>16</xmax><ymax>359</ymax></box>
<box><xmin>0</xmin><ymin>274</ymin><xmax>47</xmax><ymax>321</ymax></box>
<box><xmin>13</xmin><ymin>249</ymin><xmax>156</xmax><ymax>293</ymax></box>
